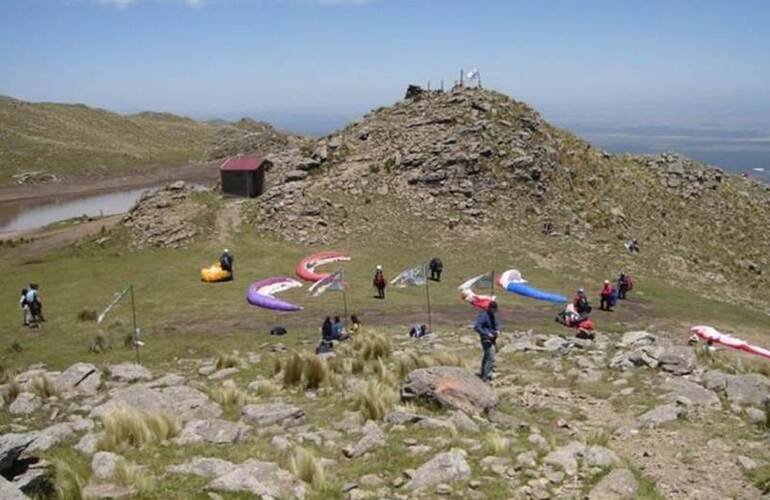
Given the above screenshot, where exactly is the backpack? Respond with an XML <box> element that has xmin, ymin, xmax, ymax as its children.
<box><xmin>627</xmin><ymin>275</ymin><xmax>634</xmax><ymax>291</ymax></box>
<box><xmin>270</xmin><ymin>326</ymin><xmax>287</xmax><ymax>336</ymax></box>
<box><xmin>315</xmin><ymin>340</ymin><xmax>334</xmax><ymax>354</ymax></box>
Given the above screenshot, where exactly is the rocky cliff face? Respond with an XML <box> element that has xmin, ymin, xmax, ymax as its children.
<box><xmin>244</xmin><ymin>86</ymin><xmax>770</xmax><ymax>297</ymax></box>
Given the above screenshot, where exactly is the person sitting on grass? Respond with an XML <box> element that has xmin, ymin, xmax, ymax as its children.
<box><xmin>573</xmin><ymin>289</ymin><xmax>591</xmax><ymax>315</ymax></box>
<box><xmin>349</xmin><ymin>315</ymin><xmax>363</xmax><ymax>336</ymax></box>
<box><xmin>332</xmin><ymin>316</ymin><xmax>349</xmax><ymax>340</ymax></box>
<box><xmin>409</xmin><ymin>324</ymin><xmax>430</xmax><ymax>338</ymax></box>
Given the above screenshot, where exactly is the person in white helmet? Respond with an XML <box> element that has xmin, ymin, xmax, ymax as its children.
<box><xmin>373</xmin><ymin>265</ymin><xmax>386</xmax><ymax>299</ymax></box>
<box><xmin>219</xmin><ymin>248</ymin><xmax>234</xmax><ymax>279</ymax></box>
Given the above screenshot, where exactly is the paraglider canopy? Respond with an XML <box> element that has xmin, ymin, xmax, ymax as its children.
<box><xmin>247</xmin><ymin>277</ymin><xmax>303</xmax><ymax>312</ymax></box>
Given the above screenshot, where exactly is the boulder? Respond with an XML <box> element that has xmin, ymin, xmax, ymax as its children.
<box><xmin>663</xmin><ymin>379</ymin><xmax>721</xmax><ymax>409</ymax></box>
<box><xmin>543</xmin><ymin>441</ymin><xmax>585</xmax><ymax>476</ymax></box>
<box><xmin>167</xmin><ymin>457</ymin><xmax>236</xmax><ymax>479</ymax></box>
<box><xmin>285</xmin><ymin>170</ymin><xmax>309</xmax><ymax>182</ymax></box>
<box><xmin>0</xmin><ymin>475</ymin><xmax>29</xmax><ymax>500</ymax></box>
<box><xmin>108</xmin><ymin>363</ymin><xmax>152</xmax><ymax>383</ymax></box>
<box><xmin>657</xmin><ymin>346</ymin><xmax>696</xmax><ymax>375</ymax></box>
<box><xmin>82</xmin><ymin>483</ymin><xmax>135</xmax><ymax>499</ymax></box>
<box><xmin>207</xmin><ymin>459</ymin><xmax>307</xmax><ymax>498</ymax></box>
<box><xmin>175</xmin><ymin>419</ymin><xmax>250</xmax><ymax>445</ymax></box>
<box><xmin>57</xmin><ymin>363</ymin><xmax>101</xmax><ymax>396</ymax></box>
<box><xmin>725</xmin><ymin>373</ymin><xmax>770</xmax><ymax>407</ymax></box>
<box><xmin>27</xmin><ymin>422</ymin><xmax>84</xmax><ymax>452</ymax></box>
<box><xmin>584</xmin><ymin>446</ymin><xmax>620</xmax><ymax>468</ymax></box>
<box><xmin>401</xmin><ymin>366</ymin><xmax>498</xmax><ymax>414</ymax></box>
<box><xmin>241</xmin><ymin>403</ymin><xmax>305</xmax><ymax>427</ymax></box>
<box><xmin>588</xmin><ymin>469</ymin><xmax>639</xmax><ymax>500</ymax></box>
<box><xmin>91</xmin><ymin>385</ymin><xmax>221</xmax><ymax>422</ymax></box>
<box><xmin>343</xmin><ymin>421</ymin><xmax>385</xmax><ymax>458</ymax></box>
<box><xmin>449</xmin><ymin>411</ymin><xmax>479</xmax><ymax>433</ymax></box>
<box><xmin>637</xmin><ymin>403</ymin><xmax>684</xmax><ymax>427</ymax></box>
<box><xmin>75</xmin><ymin>433</ymin><xmax>100</xmax><ymax>456</ymax></box>
<box><xmin>147</xmin><ymin>373</ymin><xmax>186</xmax><ymax>388</ymax></box>
<box><xmin>618</xmin><ymin>331</ymin><xmax>656</xmax><ymax>349</ymax></box>
<box><xmin>12</xmin><ymin>459</ymin><xmax>52</xmax><ymax>498</ymax></box>
<box><xmin>91</xmin><ymin>452</ymin><xmax>122</xmax><ymax>480</ymax></box>
<box><xmin>405</xmin><ymin>450</ymin><xmax>471</xmax><ymax>491</ymax></box>
<box><xmin>8</xmin><ymin>393</ymin><xmax>41</xmax><ymax>415</ymax></box>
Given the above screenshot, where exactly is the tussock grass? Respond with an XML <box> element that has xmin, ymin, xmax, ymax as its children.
<box><xmin>351</xmin><ymin>358</ymin><xmax>365</xmax><ymax>375</ymax></box>
<box><xmin>54</xmin><ymin>460</ymin><xmax>86</xmax><ymax>500</ymax></box>
<box><xmin>303</xmin><ymin>356</ymin><xmax>329</xmax><ymax>390</ymax></box>
<box><xmin>398</xmin><ymin>351</ymin><xmax>468</xmax><ymax>378</ymax></box>
<box><xmin>290</xmin><ymin>446</ymin><xmax>326</xmax><ymax>489</ymax></box>
<box><xmin>30</xmin><ymin>375</ymin><xmax>60</xmax><ymax>399</ymax></box>
<box><xmin>252</xmin><ymin>379</ymin><xmax>281</xmax><ymax>397</ymax></box>
<box><xmin>89</xmin><ymin>333</ymin><xmax>110</xmax><ymax>353</ymax></box>
<box><xmin>215</xmin><ymin>352</ymin><xmax>241</xmax><ymax>370</ymax></box>
<box><xmin>484</xmin><ymin>431</ymin><xmax>509</xmax><ymax>455</ymax></box>
<box><xmin>373</xmin><ymin>358</ymin><xmax>398</xmax><ymax>387</ymax></box>
<box><xmin>210</xmin><ymin>384</ymin><xmax>255</xmax><ymax>407</ymax></box>
<box><xmin>3</xmin><ymin>380</ymin><xmax>21</xmax><ymax>405</ymax></box>
<box><xmin>585</xmin><ymin>429</ymin><xmax>610</xmax><ymax>447</ymax></box>
<box><xmin>77</xmin><ymin>309</ymin><xmax>97</xmax><ymax>322</ymax></box>
<box><xmin>361</xmin><ymin>334</ymin><xmax>392</xmax><ymax>361</ymax></box>
<box><xmin>356</xmin><ymin>380</ymin><xmax>399</xmax><ymax>421</ymax></box>
<box><xmin>98</xmin><ymin>405</ymin><xmax>180</xmax><ymax>451</ymax></box>
<box><xmin>272</xmin><ymin>357</ymin><xmax>283</xmax><ymax>376</ymax></box>
<box><xmin>749</xmin><ymin>465</ymin><xmax>770</xmax><ymax>494</ymax></box>
<box><xmin>283</xmin><ymin>352</ymin><xmax>304</xmax><ymax>387</ymax></box>
<box><xmin>113</xmin><ymin>460</ymin><xmax>154</xmax><ymax>493</ymax></box>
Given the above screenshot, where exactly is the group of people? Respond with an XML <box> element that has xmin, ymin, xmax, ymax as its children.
<box><xmin>371</xmin><ymin>257</ymin><xmax>444</xmax><ymax>299</ymax></box>
<box><xmin>19</xmin><ymin>284</ymin><xmax>44</xmax><ymax>328</ymax></box>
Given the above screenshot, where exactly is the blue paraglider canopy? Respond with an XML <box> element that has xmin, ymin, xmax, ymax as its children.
<box><xmin>498</xmin><ymin>269</ymin><xmax>568</xmax><ymax>304</ymax></box>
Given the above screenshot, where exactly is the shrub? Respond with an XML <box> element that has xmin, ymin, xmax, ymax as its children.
<box><xmin>77</xmin><ymin>309</ymin><xmax>98</xmax><ymax>322</ymax></box>
<box><xmin>98</xmin><ymin>405</ymin><xmax>179</xmax><ymax>451</ymax></box>
<box><xmin>303</xmin><ymin>356</ymin><xmax>329</xmax><ymax>390</ymax></box>
<box><xmin>484</xmin><ymin>431</ymin><xmax>509</xmax><ymax>455</ymax></box>
<box><xmin>54</xmin><ymin>460</ymin><xmax>86</xmax><ymax>500</ymax></box>
<box><xmin>283</xmin><ymin>352</ymin><xmax>304</xmax><ymax>387</ymax></box>
<box><xmin>362</xmin><ymin>334</ymin><xmax>392</xmax><ymax>361</ymax></box>
<box><xmin>356</xmin><ymin>380</ymin><xmax>398</xmax><ymax>421</ymax></box>
<box><xmin>113</xmin><ymin>460</ymin><xmax>154</xmax><ymax>493</ymax></box>
<box><xmin>30</xmin><ymin>376</ymin><xmax>59</xmax><ymax>399</ymax></box>
<box><xmin>290</xmin><ymin>447</ymin><xmax>326</xmax><ymax>489</ymax></box>
<box><xmin>216</xmin><ymin>352</ymin><xmax>241</xmax><ymax>370</ymax></box>
<box><xmin>90</xmin><ymin>333</ymin><xmax>110</xmax><ymax>353</ymax></box>
<box><xmin>253</xmin><ymin>379</ymin><xmax>281</xmax><ymax>397</ymax></box>
<box><xmin>210</xmin><ymin>384</ymin><xmax>254</xmax><ymax>407</ymax></box>
<box><xmin>373</xmin><ymin>358</ymin><xmax>397</xmax><ymax>387</ymax></box>
<box><xmin>3</xmin><ymin>380</ymin><xmax>21</xmax><ymax>405</ymax></box>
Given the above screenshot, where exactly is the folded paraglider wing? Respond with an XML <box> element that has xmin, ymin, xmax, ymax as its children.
<box><xmin>458</xmin><ymin>272</ymin><xmax>495</xmax><ymax>310</ymax></box>
<box><xmin>498</xmin><ymin>269</ymin><xmax>568</xmax><ymax>304</ymax></box>
<box><xmin>201</xmin><ymin>263</ymin><xmax>232</xmax><ymax>282</ymax></box>
<box><xmin>691</xmin><ymin>325</ymin><xmax>770</xmax><ymax>360</ymax></box>
<box><xmin>296</xmin><ymin>251</ymin><xmax>351</xmax><ymax>282</ymax></box>
<box><xmin>247</xmin><ymin>277</ymin><xmax>304</xmax><ymax>312</ymax></box>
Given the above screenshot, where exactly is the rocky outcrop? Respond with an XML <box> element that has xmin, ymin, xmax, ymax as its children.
<box><xmin>175</xmin><ymin>419</ymin><xmax>250</xmax><ymax>445</ymax></box>
<box><xmin>91</xmin><ymin>385</ymin><xmax>221</xmax><ymax>422</ymax></box>
<box><xmin>406</xmin><ymin>450</ymin><xmax>471</xmax><ymax>491</ymax></box>
<box><xmin>588</xmin><ymin>468</ymin><xmax>639</xmax><ymax>499</ymax></box>
<box><xmin>207</xmin><ymin>459</ymin><xmax>307</xmax><ymax>498</ymax></box>
<box><xmin>241</xmin><ymin>403</ymin><xmax>305</xmax><ymax>427</ymax></box>
<box><xmin>401</xmin><ymin>366</ymin><xmax>498</xmax><ymax>414</ymax></box>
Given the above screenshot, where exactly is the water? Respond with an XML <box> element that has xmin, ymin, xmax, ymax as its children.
<box><xmin>0</xmin><ymin>186</ymin><xmax>157</xmax><ymax>234</ymax></box>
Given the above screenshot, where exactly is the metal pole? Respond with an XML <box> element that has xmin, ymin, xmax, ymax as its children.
<box><xmin>342</xmin><ymin>290</ymin><xmax>349</xmax><ymax>331</ymax></box>
<box><xmin>424</xmin><ymin>264</ymin><xmax>432</xmax><ymax>332</ymax></box>
<box><xmin>460</xmin><ymin>69</ymin><xmax>464</xmax><ymax>87</ymax></box>
<box><xmin>490</xmin><ymin>269</ymin><xmax>495</xmax><ymax>299</ymax></box>
<box><xmin>129</xmin><ymin>284</ymin><xmax>140</xmax><ymax>365</ymax></box>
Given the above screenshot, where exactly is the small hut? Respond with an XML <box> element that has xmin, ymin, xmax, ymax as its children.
<box><xmin>219</xmin><ymin>155</ymin><xmax>270</xmax><ymax>198</ymax></box>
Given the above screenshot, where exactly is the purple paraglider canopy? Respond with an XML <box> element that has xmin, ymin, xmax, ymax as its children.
<box><xmin>246</xmin><ymin>277</ymin><xmax>303</xmax><ymax>312</ymax></box>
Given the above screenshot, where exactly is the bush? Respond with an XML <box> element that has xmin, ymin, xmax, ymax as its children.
<box><xmin>30</xmin><ymin>376</ymin><xmax>59</xmax><ymax>399</ymax></box>
<box><xmin>283</xmin><ymin>352</ymin><xmax>304</xmax><ymax>387</ymax></box>
<box><xmin>98</xmin><ymin>405</ymin><xmax>180</xmax><ymax>451</ymax></box>
<box><xmin>216</xmin><ymin>352</ymin><xmax>241</xmax><ymax>370</ymax></box>
<box><xmin>210</xmin><ymin>384</ymin><xmax>254</xmax><ymax>407</ymax></box>
<box><xmin>362</xmin><ymin>334</ymin><xmax>392</xmax><ymax>360</ymax></box>
<box><xmin>303</xmin><ymin>356</ymin><xmax>329</xmax><ymax>390</ymax></box>
<box><xmin>3</xmin><ymin>380</ymin><xmax>21</xmax><ymax>405</ymax></box>
<box><xmin>113</xmin><ymin>459</ymin><xmax>154</xmax><ymax>493</ymax></box>
<box><xmin>484</xmin><ymin>431</ymin><xmax>509</xmax><ymax>455</ymax></box>
<box><xmin>290</xmin><ymin>447</ymin><xmax>326</xmax><ymax>490</ymax></box>
<box><xmin>77</xmin><ymin>309</ymin><xmax>98</xmax><ymax>322</ymax></box>
<box><xmin>373</xmin><ymin>358</ymin><xmax>397</xmax><ymax>387</ymax></box>
<box><xmin>252</xmin><ymin>379</ymin><xmax>281</xmax><ymax>397</ymax></box>
<box><xmin>54</xmin><ymin>460</ymin><xmax>86</xmax><ymax>500</ymax></box>
<box><xmin>356</xmin><ymin>380</ymin><xmax>398</xmax><ymax>421</ymax></box>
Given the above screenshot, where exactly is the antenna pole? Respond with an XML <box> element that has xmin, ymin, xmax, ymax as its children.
<box><xmin>460</xmin><ymin>69</ymin><xmax>464</xmax><ymax>87</ymax></box>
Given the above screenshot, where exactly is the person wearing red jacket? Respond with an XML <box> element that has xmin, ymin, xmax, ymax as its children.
<box><xmin>600</xmin><ymin>280</ymin><xmax>615</xmax><ymax>311</ymax></box>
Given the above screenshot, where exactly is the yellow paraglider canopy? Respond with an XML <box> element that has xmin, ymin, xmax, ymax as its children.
<box><xmin>201</xmin><ymin>263</ymin><xmax>232</xmax><ymax>282</ymax></box>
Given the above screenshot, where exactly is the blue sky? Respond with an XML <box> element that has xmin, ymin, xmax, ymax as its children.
<box><xmin>1</xmin><ymin>0</ymin><xmax>770</xmax><ymax>134</ymax></box>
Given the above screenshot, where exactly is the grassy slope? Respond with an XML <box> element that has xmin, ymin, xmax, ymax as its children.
<box><xmin>0</xmin><ymin>96</ymin><xmax>217</xmax><ymax>183</ymax></box>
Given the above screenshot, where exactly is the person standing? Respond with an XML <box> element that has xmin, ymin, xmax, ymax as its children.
<box><xmin>26</xmin><ymin>284</ymin><xmax>44</xmax><ymax>327</ymax></box>
<box><xmin>20</xmin><ymin>288</ymin><xmax>29</xmax><ymax>326</ymax></box>
<box><xmin>429</xmin><ymin>257</ymin><xmax>443</xmax><ymax>282</ymax></box>
<box><xmin>373</xmin><ymin>265</ymin><xmax>386</xmax><ymax>299</ymax></box>
<box><xmin>474</xmin><ymin>301</ymin><xmax>500</xmax><ymax>382</ymax></box>
<box><xmin>617</xmin><ymin>272</ymin><xmax>631</xmax><ymax>300</ymax></box>
<box><xmin>219</xmin><ymin>249</ymin><xmax>234</xmax><ymax>279</ymax></box>
<box><xmin>600</xmin><ymin>280</ymin><xmax>615</xmax><ymax>311</ymax></box>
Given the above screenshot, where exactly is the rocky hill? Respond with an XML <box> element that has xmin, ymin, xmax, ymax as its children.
<box><xmin>245</xmin><ymin>86</ymin><xmax>770</xmax><ymax>303</ymax></box>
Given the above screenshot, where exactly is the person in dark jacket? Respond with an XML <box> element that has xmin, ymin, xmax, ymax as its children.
<box><xmin>373</xmin><ymin>265</ymin><xmax>386</xmax><ymax>299</ymax></box>
<box><xmin>429</xmin><ymin>258</ymin><xmax>443</xmax><ymax>282</ymax></box>
<box><xmin>573</xmin><ymin>289</ymin><xmax>591</xmax><ymax>315</ymax></box>
<box><xmin>219</xmin><ymin>249</ymin><xmax>234</xmax><ymax>279</ymax></box>
<box><xmin>617</xmin><ymin>273</ymin><xmax>630</xmax><ymax>300</ymax></box>
<box><xmin>321</xmin><ymin>316</ymin><xmax>334</xmax><ymax>341</ymax></box>
<box><xmin>474</xmin><ymin>301</ymin><xmax>500</xmax><ymax>382</ymax></box>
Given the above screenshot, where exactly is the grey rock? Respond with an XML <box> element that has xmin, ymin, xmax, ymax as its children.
<box><xmin>75</xmin><ymin>433</ymin><xmax>101</xmax><ymax>456</ymax></box>
<box><xmin>745</xmin><ymin>407</ymin><xmax>767</xmax><ymax>425</ymax></box>
<box><xmin>406</xmin><ymin>450</ymin><xmax>471</xmax><ymax>490</ymax></box>
<box><xmin>0</xmin><ymin>476</ymin><xmax>29</xmax><ymax>500</ymax></box>
<box><xmin>736</xmin><ymin>455</ymin><xmax>759</xmax><ymax>471</ymax></box>
<box><xmin>701</xmin><ymin>370</ymin><xmax>728</xmax><ymax>391</ymax></box>
<box><xmin>27</xmin><ymin>422</ymin><xmax>80</xmax><ymax>452</ymax></box>
<box><xmin>167</xmin><ymin>457</ymin><xmax>236</xmax><ymax>478</ymax></box>
<box><xmin>637</xmin><ymin>403</ymin><xmax>684</xmax><ymax>427</ymax></box>
<box><xmin>147</xmin><ymin>373</ymin><xmax>186</xmax><ymax>388</ymax></box>
<box><xmin>241</xmin><ymin>403</ymin><xmax>305</xmax><ymax>427</ymax></box>
<box><xmin>384</xmin><ymin>411</ymin><xmax>452</xmax><ymax>430</ymax></box>
<box><xmin>175</xmin><ymin>419</ymin><xmax>250</xmax><ymax>445</ymax></box>
<box><xmin>108</xmin><ymin>363</ymin><xmax>152</xmax><ymax>383</ymax></box>
<box><xmin>343</xmin><ymin>421</ymin><xmax>385</xmax><ymax>458</ymax></box>
<box><xmin>658</xmin><ymin>346</ymin><xmax>696</xmax><ymax>375</ymax></box>
<box><xmin>208</xmin><ymin>368</ymin><xmax>240</xmax><ymax>381</ymax></box>
<box><xmin>543</xmin><ymin>441</ymin><xmax>585</xmax><ymax>476</ymax></box>
<box><xmin>584</xmin><ymin>446</ymin><xmax>620</xmax><ymax>468</ymax></box>
<box><xmin>207</xmin><ymin>459</ymin><xmax>307</xmax><ymax>498</ymax></box>
<box><xmin>91</xmin><ymin>385</ymin><xmax>221</xmax><ymax>422</ymax></box>
<box><xmin>285</xmin><ymin>170</ymin><xmax>309</xmax><ymax>182</ymax></box>
<box><xmin>618</xmin><ymin>331</ymin><xmax>656</xmax><ymax>349</ymax></box>
<box><xmin>663</xmin><ymin>378</ymin><xmax>721</xmax><ymax>409</ymax></box>
<box><xmin>9</xmin><ymin>393</ymin><xmax>41</xmax><ymax>415</ymax></box>
<box><xmin>449</xmin><ymin>411</ymin><xmax>479</xmax><ymax>433</ymax></box>
<box><xmin>588</xmin><ymin>469</ymin><xmax>639</xmax><ymax>500</ymax></box>
<box><xmin>401</xmin><ymin>366</ymin><xmax>498</xmax><ymax>414</ymax></box>
<box><xmin>725</xmin><ymin>373</ymin><xmax>770</xmax><ymax>407</ymax></box>
<box><xmin>0</xmin><ymin>433</ymin><xmax>37</xmax><ymax>473</ymax></box>
<box><xmin>57</xmin><ymin>363</ymin><xmax>101</xmax><ymax>396</ymax></box>
<box><xmin>91</xmin><ymin>451</ymin><xmax>122</xmax><ymax>480</ymax></box>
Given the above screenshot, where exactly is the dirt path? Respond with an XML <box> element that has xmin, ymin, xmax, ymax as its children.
<box><xmin>214</xmin><ymin>201</ymin><xmax>243</xmax><ymax>243</ymax></box>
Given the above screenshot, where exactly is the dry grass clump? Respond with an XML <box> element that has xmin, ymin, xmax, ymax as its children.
<box><xmin>356</xmin><ymin>380</ymin><xmax>399</xmax><ymax>421</ymax></box>
<box><xmin>98</xmin><ymin>405</ymin><xmax>180</xmax><ymax>451</ymax></box>
<box><xmin>113</xmin><ymin>460</ymin><xmax>154</xmax><ymax>493</ymax></box>
<box><xmin>373</xmin><ymin>358</ymin><xmax>398</xmax><ymax>387</ymax></box>
<box><xmin>252</xmin><ymin>379</ymin><xmax>281</xmax><ymax>397</ymax></box>
<box><xmin>361</xmin><ymin>334</ymin><xmax>392</xmax><ymax>361</ymax></box>
<box><xmin>54</xmin><ymin>459</ymin><xmax>86</xmax><ymax>500</ymax></box>
<box><xmin>30</xmin><ymin>375</ymin><xmax>60</xmax><ymax>399</ymax></box>
<box><xmin>210</xmin><ymin>384</ymin><xmax>255</xmax><ymax>407</ymax></box>
<box><xmin>77</xmin><ymin>309</ymin><xmax>98</xmax><ymax>322</ymax></box>
<box><xmin>484</xmin><ymin>431</ymin><xmax>509</xmax><ymax>455</ymax></box>
<box><xmin>3</xmin><ymin>380</ymin><xmax>21</xmax><ymax>405</ymax></box>
<box><xmin>215</xmin><ymin>352</ymin><xmax>241</xmax><ymax>370</ymax></box>
<box><xmin>303</xmin><ymin>356</ymin><xmax>329</xmax><ymax>390</ymax></box>
<box><xmin>351</xmin><ymin>358</ymin><xmax>365</xmax><ymax>375</ymax></box>
<box><xmin>272</xmin><ymin>357</ymin><xmax>283</xmax><ymax>376</ymax></box>
<box><xmin>283</xmin><ymin>352</ymin><xmax>305</xmax><ymax>386</ymax></box>
<box><xmin>398</xmin><ymin>351</ymin><xmax>468</xmax><ymax>378</ymax></box>
<box><xmin>290</xmin><ymin>446</ymin><xmax>326</xmax><ymax>490</ymax></box>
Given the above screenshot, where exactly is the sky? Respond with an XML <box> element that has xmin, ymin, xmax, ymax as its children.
<box><xmin>1</xmin><ymin>0</ymin><xmax>770</xmax><ymax>138</ymax></box>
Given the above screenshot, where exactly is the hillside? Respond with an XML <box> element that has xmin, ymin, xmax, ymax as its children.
<box><xmin>246</xmin><ymin>86</ymin><xmax>770</xmax><ymax>308</ymax></box>
<box><xmin>0</xmin><ymin>95</ymin><xmax>221</xmax><ymax>183</ymax></box>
